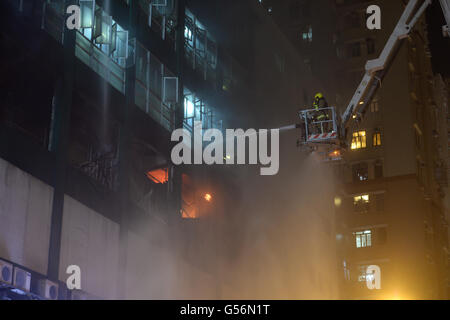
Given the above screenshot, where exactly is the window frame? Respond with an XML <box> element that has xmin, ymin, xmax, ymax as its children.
<box><xmin>373</xmin><ymin>131</ymin><xmax>382</xmax><ymax>147</ymax></box>
<box><xmin>351</xmin><ymin>130</ymin><xmax>367</xmax><ymax>150</ymax></box>
<box><xmin>354</xmin><ymin>230</ymin><xmax>372</xmax><ymax>248</ymax></box>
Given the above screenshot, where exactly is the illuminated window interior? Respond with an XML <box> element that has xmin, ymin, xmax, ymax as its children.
<box><xmin>351</xmin><ymin>131</ymin><xmax>367</xmax><ymax>150</ymax></box>
<box><xmin>302</xmin><ymin>25</ymin><xmax>313</xmax><ymax>42</ymax></box>
<box><xmin>358</xmin><ymin>264</ymin><xmax>376</xmax><ymax>282</ymax></box>
<box><xmin>353</xmin><ymin>194</ymin><xmax>370</xmax><ymax>213</ymax></box>
<box><xmin>373</xmin><ymin>132</ymin><xmax>382</xmax><ymax>147</ymax></box>
<box><xmin>354</xmin><ymin>230</ymin><xmax>372</xmax><ymax>248</ymax></box>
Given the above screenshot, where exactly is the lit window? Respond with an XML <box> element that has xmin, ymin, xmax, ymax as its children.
<box><xmin>373</xmin><ymin>131</ymin><xmax>382</xmax><ymax>147</ymax></box>
<box><xmin>184</xmin><ymin>26</ymin><xmax>193</xmax><ymax>41</ymax></box>
<box><xmin>80</xmin><ymin>0</ymin><xmax>95</xmax><ymax>29</ymax></box>
<box><xmin>354</xmin><ymin>230</ymin><xmax>372</xmax><ymax>248</ymax></box>
<box><xmin>302</xmin><ymin>25</ymin><xmax>313</xmax><ymax>42</ymax></box>
<box><xmin>358</xmin><ymin>264</ymin><xmax>376</xmax><ymax>282</ymax></box>
<box><xmin>184</xmin><ymin>97</ymin><xmax>195</xmax><ymax>118</ymax></box>
<box><xmin>351</xmin><ymin>131</ymin><xmax>367</xmax><ymax>150</ymax></box>
<box><xmin>354</xmin><ymin>194</ymin><xmax>370</xmax><ymax>213</ymax></box>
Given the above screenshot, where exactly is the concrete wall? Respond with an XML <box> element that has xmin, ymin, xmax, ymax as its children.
<box><xmin>0</xmin><ymin>158</ymin><xmax>220</xmax><ymax>299</ymax></box>
<box><xmin>58</xmin><ymin>195</ymin><xmax>120</xmax><ymax>299</ymax></box>
<box><xmin>0</xmin><ymin>158</ymin><xmax>53</xmax><ymax>275</ymax></box>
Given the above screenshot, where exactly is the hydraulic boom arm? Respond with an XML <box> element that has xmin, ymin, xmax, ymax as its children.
<box><xmin>340</xmin><ymin>0</ymin><xmax>449</xmax><ymax>138</ymax></box>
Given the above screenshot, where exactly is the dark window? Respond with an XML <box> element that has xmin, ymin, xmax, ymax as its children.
<box><xmin>290</xmin><ymin>0</ymin><xmax>301</xmax><ymax>20</ymax></box>
<box><xmin>353</xmin><ymin>162</ymin><xmax>369</xmax><ymax>182</ymax></box>
<box><xmin>374</xmin><ymin>160</ymin><xmax>383</xmax><ymax>178</ymax></box>
<box><xmin>351</xmin><ymin>42</ymin><xmax>361</xmax><ymax>57</ymax></box>
<box><xmin>345</xmin><ymin>11</ymin><xmax>362</xmax><ymax>29</ymax></box>
<box><xmin>301</xmin><ymin>1</ymin><xmax>311</xmax><ymax>18</ymax></box>
<box><xmin>366</xmin><ymin>38</ymin><xmax>376</xmax><ymax>54</ymax></box>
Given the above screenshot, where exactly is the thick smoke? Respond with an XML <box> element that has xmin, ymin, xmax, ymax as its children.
<box><xmin>123</xmin><ymin>130</ymin><xmax>339</xmax><ymax>299</ymax></box>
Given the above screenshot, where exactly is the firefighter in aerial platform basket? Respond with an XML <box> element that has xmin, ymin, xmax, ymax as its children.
<box><xmin>312</xmin><ymin>92</ymin><xmax>330</xmax><ymax>134</ymax></box>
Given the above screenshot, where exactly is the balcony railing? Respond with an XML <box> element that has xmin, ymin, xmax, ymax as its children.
<box><xmin>134</xmin><ymin>41</ymin><xmax>175</xmax><ymax>131</ymax></box>
<box><xmin>75</xmin><ymin>31</ymin><xmax>126</xmax><ymax>94</ymax></box>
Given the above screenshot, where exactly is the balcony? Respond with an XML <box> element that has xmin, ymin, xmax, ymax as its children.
<box><xmin>134</xmin><ymin>41</ymin><xmax>176</xmax><ymax>132</ymax></box>
<box><xmin>42</xmin><ymin>0</ymin><xmax>128</xmax><ymax>94</ymax></box>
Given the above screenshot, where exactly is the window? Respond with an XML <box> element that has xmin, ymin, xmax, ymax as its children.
<box><xmin>354</xmin><ymin>194</ymin><xmax>370</xmax><ymax>213</ymax></box>
<box><xmin>354</xmin><ymin>230</ymin><xmax>372</xmax><ymax>248</ymax></box>
<box><xmin>366</xmin><ymin>38</ymin><xmax>376</xmax><ymax>54</ymax></box>
<box><xmin>374</xmin><ymin>161</ymin><xmax>383</xmax><ymax>179</ymax></box>
<box><xmin>373</xmin><ymin>131</ymin><xmax>382</xmax><ymax>147</ymax></box>
<box><xmin>184</xmin><ymin>25</ymin><xmax>193</xmax><ymax>41</ymax></box>
<box><xmin>345</xmin><ymin>11</ymin><xmax>362</xmax><ymax>29</ymax></box>
<box><xmin>301</xmin><ymin>1</ymin><xmax>311</xmax><ymax>18</ymax></box>
<box><xmin>184</xmin><ymin>9</ymin><xmax>218</xmax><ymax>78</ymax></box>
<box><xmin>358</xmin><ymin>265</ymin><xmax>377</xmax><ymax>283</ymax></box>
<box><xmin>370</xmin><ymin>99</ymin><xmax>379</xmax><ymax>112</ymax></box>
<box><xmin>301</xmin><ymin>25</ymin><xmax>313</xmax><ymax>43</ymax></box>
<box><xmin>184</xmin><ymin>97</ymin><xmax>195</xmax><ymax>118</ymax></box>
<box><xmin>351</xmin><ymin>131</ymin><xmax>367</xmax><ymax>150</ymax></box>
<box><xmin>183</xmin><ymin>89</ymin><xmax>222</xmax><ymax>133</ymax></box>
<box><xmin>351</xmin><ymin>41</ymin><xmax>361</xmax><ymax>57</ymax></box>
<box><xmin>75</xmin><ymin>3</ymin><xmax>128</xmax><ymax>93</ymax></box>
<box><xmin>290</xmin><ymin>0</ymin><xmax>301</xmax><ymax>20</ymax></box>
<box><xmin>353</xmin><ymin>162</ymin><xmax>369</xmax><ymax>181</ymax></box>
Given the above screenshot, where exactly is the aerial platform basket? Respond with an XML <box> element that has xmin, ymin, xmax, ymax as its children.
<box><xmin>298</xmin><ymin>107</ymin><xmax>343</xmax><ymax>161</ymax></box>
<box><xmin>299</xmin><ymin>107</ymin><xmax>340</xmax><ymax>144</ymax></box>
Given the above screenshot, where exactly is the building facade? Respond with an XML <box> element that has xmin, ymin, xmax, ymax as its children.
<box><xmin>0</xmin><ymin>0</ymin><xmax>339</xmax><ymax>299</ymax></box>
<box><xmin>266</xmin><ymin>0</ymin><xmax>450</xmax><ymax>299</ymax></box>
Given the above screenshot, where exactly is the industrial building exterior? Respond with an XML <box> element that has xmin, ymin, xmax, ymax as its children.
<box><xmin>265</xmin><ymin>0</ymin><xmax>450</xmax><ymax>299</ymax></box>
<box><xmin>0</xmin><ymin>0</ymin><xmax>339</xmax><ymax>299</ymax></box>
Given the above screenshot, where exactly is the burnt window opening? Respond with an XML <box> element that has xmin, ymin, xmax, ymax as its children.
<box><xmin>68</xmin><ymin>95</ymin><xmax>120</xmax><ymax>191</ymax></box>
<box><xmin>129</xmin><ymin>136</ymin><xmax>169</xmax><ymax>215</ymax></box>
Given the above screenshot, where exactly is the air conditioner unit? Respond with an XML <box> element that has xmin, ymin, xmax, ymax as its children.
<box><xmin>38</xmin><ymin>279</ymin><xmax>59</xmax><ymax>300</ymax></box>
<box><xmin>13</xmin><ymin>267</ymin><xmax>31</xmax><ymax>292</ymax></box>
<box><xmin>0</xmin><ymin>259</ymin><xmax>13</xmax><ymax>285</ymax></box>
